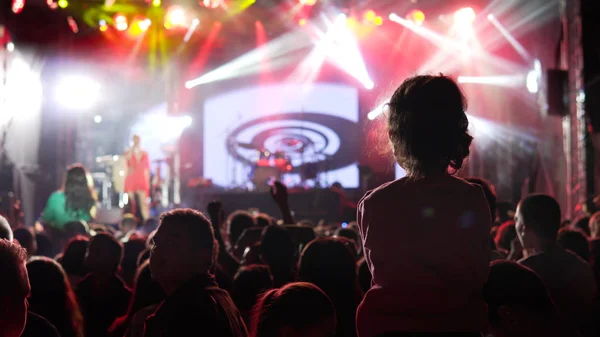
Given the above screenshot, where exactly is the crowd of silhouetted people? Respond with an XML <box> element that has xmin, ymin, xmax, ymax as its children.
<box><xmin>2</xmin><ymin>75</ymin><xmax>600</xmax><ymax>337</ymax></box>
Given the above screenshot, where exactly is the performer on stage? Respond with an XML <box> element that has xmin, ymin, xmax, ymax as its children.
<box><xmin>125</xmin><ymin>134</ymin><xmax>150</xmax><ymax>221</ymax></box>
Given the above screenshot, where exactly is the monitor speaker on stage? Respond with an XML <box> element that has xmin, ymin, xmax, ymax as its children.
<box><xmin>546</xmin><ymin>69</ymin><xmax>568</xmax><ymax>117</ymax></box>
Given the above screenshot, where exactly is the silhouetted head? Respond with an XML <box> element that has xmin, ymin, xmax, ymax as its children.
<box><xmin>85</xmin><ymin>233</ymin><xmax>123</xmax><ymax>275</ymax></box>
<box><xmin>557</xmin><ymin>228</ymin><xmax>590</xmax><ymax>262</ymax></box>
<box><xmin>387</xmin><ymin>74</ymin><xmax>472</xmax><ymax>178</ymax></box>
<box><xmin>232</xmin><ymin>265</ymin><xmax>273</xmax><ymax>321</ymax></box>
<box><xmin>64</xmin><ymin>220</ymin><xmax>89</xmax><ymax>241</ymax></box>
<box><xmin>63</xmin><ymin>164</ymin><xmax>95</xmax><ymax>216</ymax></box>
<box><xmin>260</xmin><ymin>225</ymin><xmax>296</xmax><ymax>268</ymax></box>
<box><xmin>13</xmin><ymin>227</ymin><xmax>36</xmax><ymax>257</ymax></box>
<box><xmin>299</xmin><ymin>236</ymin><xmax>358</xmax><ymax>335</ymax></box>
<box><xmin>495</xmin><ymin>220</ymin><xmax>517</xmax><ymax>252</ymax></box>
<box><xmin>34</xmin><ymin>232</ymin><xmax>53</xmax><ymax>257</ymax></box>
<box><xmin>334</xmin><ymin>227</ymin><xmax>361</xmax><ymax>256</ymax></box>
<box><xmin>26</xmin><ymin>257</ymin><xmax>83</xmax><ymax>337</ymax></box>
<box><xmin>516</xmin><ymin>194</ymin><xmax>561</xmax><ymax>250</ymax></box>
<box><xmin>484</xmin><ymin>260</ymin><xmax>558</xmax><ymax>337</ymax></box>
<box><xmin>0</xmin><ymin>215</ymin><xmax>12</xmax><ymax>241</ymax></box>
<box><xmin>132</xmin><ymin>134</ymin><xmax>141</xmax><ymax>147</ymax></box>
<box><xmin>60</xmin><ymin>235</ymin><xmax>89</xmax><ymax>277</ymax></box>
<box><xmin>228</xmin><ymin>211</ymin><xmax>255</xmax><ymax>246</ymax></box>
<box><xmin>250</xmin><ymin>282</ymin><xmax>336</xmax><ymax>337</ymax></box>
<box><xmin>150</xmin><ymin>208</ymin><xmax>217</xmax><ymax>295</ymax></box>
<box><xmin>121</xmin><ymin>237</ymin><xmax>147</xmax><ymax>286</ymax></box>
<box><xmin>0</xmin><ymin>239</ymin><xmax>29</xmax><ymax>337</ymax></box>
<box><xmin>465</xmin><ymin>177</ymin><xmax>497</xmax><ymax>221</ymax></box>
<box><xmin>255</xmin><ymin>213</ymin><xmax>273</xmax><ymax>227</ymax></box>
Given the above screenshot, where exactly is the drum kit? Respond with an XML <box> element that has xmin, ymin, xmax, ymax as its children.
<box><xmin>237</xmin><ymin>142</ymin><xmax>298</xmax><ymax>191</ymax></box>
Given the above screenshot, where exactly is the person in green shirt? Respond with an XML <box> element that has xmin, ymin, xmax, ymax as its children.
<box><xmin>43</xmin><ymin>164</ymin><xmax>97</xmax><ymax>230</ymax></box>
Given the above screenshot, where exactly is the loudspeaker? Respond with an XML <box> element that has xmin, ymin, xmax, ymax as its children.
<box><xmin>546</xmin><ymin>69</ymin><xmax>569</xmax><ymax>117</ymax></box>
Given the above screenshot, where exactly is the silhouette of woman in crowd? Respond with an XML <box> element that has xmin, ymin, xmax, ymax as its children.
<box><xmin>26</xmin><ymin>257</ymin><xmax>85</xmax><ymax>337</ymax></box>
<box><xmin>250</xmin><ymin>282</ymin><xmax>336</xmax><ymax>337</ymax></box>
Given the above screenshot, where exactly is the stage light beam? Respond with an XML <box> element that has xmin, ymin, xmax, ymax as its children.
<box><xmin>183</xmin><ymin>18</ymin><xmax>200</xmax><ymax>42</ymax></box>
<box><xmin>324</xmin><ymin>13</ymin><xmax>374</xmax><ymax>90</ymax></box>
<box><xmin>185</xmin><ymin>29</ymin><xmax>312</xmax><ymax>88</ymax></box>
<box><xmin>55</xmin><ymin>75</ymin><xmax>101</xmax><ymax>111</ymax></box>
<box><xmin>367</xmin><ymin>102</ymin><xmax>387</xmax><ymax>120</ymax></box>
<box><xmin>487</xmin><ymin>13</ymin><xmax>531</xmax><ymax>62</ymax></box>
<box><xmin>457</xmin><ymin>74</ymin><xmax>525</xmax><ymax>88</ymax></box>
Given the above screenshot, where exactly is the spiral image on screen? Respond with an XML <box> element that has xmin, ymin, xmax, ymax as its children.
<box><xmin>204</xmin><ymin>83</ymin><xmax>360</xmax><ymax>188</ymax></box>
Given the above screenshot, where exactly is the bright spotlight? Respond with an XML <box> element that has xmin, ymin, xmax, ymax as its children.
<box><xmin>454</xmin><ymin>7</ymin><xmax>476</xmax><ymax>25</ymax></box>
<box><xmin>299</xmin><ymin>0</ymin><xmax>316</xmax><ymax>6</ymax></box>
<box><xmin>137</xmin><ymin>18</ymin><xmax>151</xmax><ymax>31</ymax></box>
<box><xmin>55</xmin><ymin>75</ymin><xmax>101</xmax><ymax>110</ymax></box>
<box><xmin>526</xmin><ymin>60</ymin><xmax>542</xmax><ymax>94</ymax></box>
<box><xmin>12</xmin><ymin>0</ymin><xmax>25</xmax><ymax>14</ymax></box>
<box><xmin>364</xmin><ymin>80</ymin><xmax>374</xmax><ymax>90</ymax></box>
<box><xmin>6</xmin><ymin>42</ymin><xmax>15</xmax><ymax>52</ymax></box>
<box><xmin>94</xmin><ymin>115</ymin><xmax>102</xmax><ymax>123</ymax></box>
<box><xmin>165</xmin><ymin>5</ymin><xmax>187</xmax><ymax>29</ymax></box>
<box><xmin>202</xmin><ymin>0</ymin><xmax>222</xmax><ymax>8</ymax></box>
<box><xmin>487</xmin><ymin>13</ymin><xmax>494</xmax><ymax>20</ymax></box>
<box><xmin>298</xmin><ymin>18</ymin><xmax>307</xmax><ymax>26</ymax></box>
<box><xmin>389</xmin><ymin>13</ymin><xmax>400</xmax><ymax>21</ymax></box>
<box><xmin>406</xmin><ymin>9</ymin><xmax>425</xmax><ymax>26</ymax></box>
<box><xmin>526</xmin><ymin>71</ymin><xmax>537</xmax><ymax>93</ymax></box>
<box><xmin>57</xmin><ymin>0</ymin><xmax>67</xmax><ymax>8</ymax></box>
<box><xmin>182</xmin><ymin>116</ymin><xmax>193</xmax><ymax>127</ymax></box>
<box><xmin>364</xmin><ymin>10</ymin><xmax>376</xmax><ymax>22</ymax></box>
<box><xmin>114</xmin><ymin>14</ymin><xmax>128</xmax><ymax>31</ymax></box>
<box><xmin>152</xmin><ymin>0</ymin><xmax>160</xmax><ymax>7</ymax></box>
<box><xmin>99</xmin><ymin>19</ymin><xmax>108</xmax><ymax>31</ymax></box>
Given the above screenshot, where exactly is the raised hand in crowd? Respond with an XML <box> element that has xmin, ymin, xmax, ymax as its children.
<box><xmin>270</xmin><ymin>181</ymin><xmax>294</xmax><ymax>225</ymax></box>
